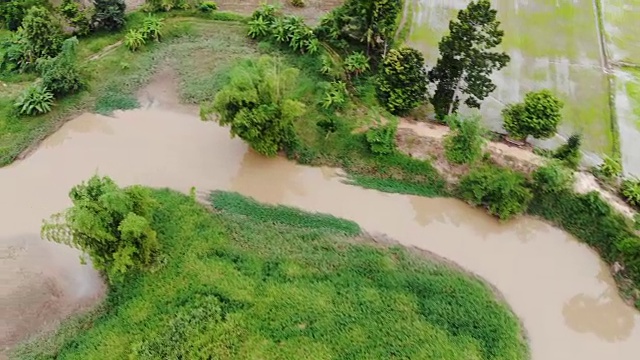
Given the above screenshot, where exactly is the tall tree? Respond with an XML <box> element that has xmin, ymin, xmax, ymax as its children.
<box><xmin>429</xmin><ymin>0</ymin><xmax>509</xmax><ymax>119</ymax></box>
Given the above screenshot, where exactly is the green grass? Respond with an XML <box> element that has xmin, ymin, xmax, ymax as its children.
<box><xmin>12</xmin><ymin>190</ymin><xmax>528</xmax><ymax>360</ymax></box>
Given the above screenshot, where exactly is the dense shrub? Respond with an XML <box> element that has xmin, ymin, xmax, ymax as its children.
<box><xmin>344</xmin><ymin>51</ymin><xmax>369</xmax><ymax>77</ymax></box>
<box><xmin>321</xmin><ymin>80</ymin><xmax>348</xmax><ymax>110</ymax></box>
<box><xmin>377</xmin><ymin>47</ymin><xmax>428</xmax><ymax>116</ymax></box>
<box><xmin>596</xmin><ymin>156</ymin><xmax>622</xmax><ymax>180</ymax></box>
<box><xmin>14</xmin><ymin>83</ymin><xmax>54</xmax><ymax>115</ymax></box>
<box><xmin>365</xmin><ymin>122</ymin><xmax>397</xmax><ymax>155</ymax></box>
<box><xmin>200</xmin><ymin>56</ymin><xmax>304</xmax><ymax>157</ymax></box>
<box><xmin>444</xmin><ymin>115</ymin><xmax>485</xmax><ymax>164</ymax></box>
<box><xmin>249</xmin><ymin>8</ymin><xmax>319</xmax><ymax>55</ymax></box>
<box><xmin>621</xmin><ymin>178</ymin><xmax>640</xmax><ymax>207</ymax></box>
<box><xmin>92</xmin><ymin>0</ymin><xmax>126</xmax><ymax>31</ymax></box>
<box><xmin>59</xmin><ymin>0</ymin><xmax>91</xmax><ymax>36</ymax></box>
<box><xmin>142</xmin><ymin>15</ymin><xmax>163</xmax><ymax>41</ymax></box>
<box><xmin>532</xmin><ymin>160</ymin><xmax>574</xmax><ymax>194</ymax></box>
<box><xmin>529</xmin><ymin>190</ymin><xmax>640</xmax><ymax>284</ymax></box>
<box><xmin>0</xmin><ymin>0</ymin><xmax>48</xmax><ymax>30</ymax></box>
<box><xmin>42</xmin><ymin>175</ymin><xmax>159</xmax><ymax>283</ymax></box>
<box><xmin>502</xmin><ymin>89</ymin><xmax>564</xmax><ymax>141</ymax></box>
<box><xmin>0</xmin><ymin>31</ymin><xmax>29</xmax><ymax>72</ymax></box>
<box><xmin>20</xmin><ymin>6</ymin><xmax>64</xmax><ymax>62</ymax></box>
<box><xmin>458</xmin><ymin>165</ymin><xmax>532</xmax><ymax>220</ymax></box>
<box><xmin>36</xmin><ymin>37</ymin><xmax>86</xmax><ymax>97</ymax></box>
<box><xmin>290</xmin><ymin>0</ymin><xmax>305</xmax><ymax>7</ymax></box>
<box><xmin>553</xmin><ymin>133</ymin><xmax>582</xmax><ymax>169</ymax></box>
<box><xmin>198</xmin><ymin>1</ymin><xmax>217</xmax><ymax>12</ymax></box>
<box><xmin>146</xmin><ymin>0</ymin><xmax>190</xmax><ymax>12</ymax></box>
<box><xmin>125</xmin><ymin>29</ymin><xmax>145</xmax><ymax>51</ymax></box>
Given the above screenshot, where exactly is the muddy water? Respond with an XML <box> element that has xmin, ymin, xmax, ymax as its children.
<box><xmin>1</xmin><ymin>109</ymin><xmax>640</xmax><ymax>359</ymax></box>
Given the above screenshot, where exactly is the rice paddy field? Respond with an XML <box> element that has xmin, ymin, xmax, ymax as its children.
<box><xmin>405</xmin><ymin>0</ymin><xmax>615</xmax><ymax>160</ymax></box>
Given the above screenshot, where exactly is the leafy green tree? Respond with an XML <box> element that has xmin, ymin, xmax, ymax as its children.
<box><xmin>532</xmin><ymin>160</ymin><xmax>574</xmax><ymax>194</ymax></box>
<box><xmin>502</xmin><ymin>89</ymin><xmax>563</xmax><ymax>141</ymax></box>
<box><xmin>37</xmin><ymin>37</ymin><xmax>86</xmax><ymax>97</ymax></box>
<box><xmin>20</xmin><ymin>6</ymin><xmax>64</xmax><ymax>62</ymax></box>
<box><xmin>444</xmin><ymin>115</ymin><xmax>485</xmax><ymax>164</ymax></box>
<box><xmin>200</xmin><ymin>56</ymin><xmax>305</xmax><ymax>157</ymax></box>
<box><xmin>42</xmin><ymin>175</ymin><xmax>159</xmax><ymax>283</ymax></box>
<box><xmin>0</xmin><ymin>0</ymin><xmax>48</xmax><ymax>30</ymax></box>
<box><xmin>429</xmin><ymin>0</ymin><xmax>509</xmax><ymax>119</ymax></box>
<box><xmin>553</xmin><ymin>133</ymin><xmax>582</xmax><ymax>169</ymax></box>
<box><xmin>92</xmin><ymin>0</ymin><xmax>126</xmax><ymax>32</ymax></box>
<box><xmin>316</xmin><ymin>0</ymin><xmax>401</xmax><ymax>55</ymax></box>
<box><xmin>458</xmin><ymin>165</ymin><xmax>532</xmax><ymax>220</ymax></box>
<box><xmin>377</xmin><ymin>47</ymin><xmax>428</xmax><ymax>116</ymax></box>
<box><xmin>59</xmin><ymin>0</ymin><xmax>91</xmax><ymax>36</ymax></box>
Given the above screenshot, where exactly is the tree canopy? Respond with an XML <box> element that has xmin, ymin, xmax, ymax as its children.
<box><xmin>376</xmin><ymin>47</ymin><xmax>428</xmax><ymax>115</ymax></box>
<box><xmin>502</xmin><ymin>89</ymin><xmax>564</xmax><ymax>141</ymax></box>
<box><xmin>429</xmin><ymin>0</ymin><xmax>509</xmax><ymax>119</ymax></box>
<box><xmin>200</xmin><ymin>56</ymin><xmax>305</xmax><ymax>157</ymax></box>
<box><xmin>42</xmin><ymin>175</ymin><xmax>159</xmax><ymax>283</ymax></box>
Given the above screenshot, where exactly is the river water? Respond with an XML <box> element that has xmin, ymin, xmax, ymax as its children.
<box><xmin>1</xmin><ymin>106</ymin><xmax>639</xmax><ymax>359</ymax></box>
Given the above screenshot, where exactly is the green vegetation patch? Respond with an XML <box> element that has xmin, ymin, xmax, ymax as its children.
<box><xmin>13</xmin><ymin>190</ymin><xmax>528</xmax><ymax>360</ymax></box>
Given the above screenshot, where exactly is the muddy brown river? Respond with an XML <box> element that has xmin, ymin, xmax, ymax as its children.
<box><xmin>1</xmin><ymin>106</ymin><xmax>640</xmax><ymax>359</ymax></box>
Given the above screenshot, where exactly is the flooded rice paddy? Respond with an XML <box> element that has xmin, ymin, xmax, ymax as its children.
<box><xmin>0</xmin><ymin>104</ymin><xmax>639</xmax><ymax>359</ymax></box>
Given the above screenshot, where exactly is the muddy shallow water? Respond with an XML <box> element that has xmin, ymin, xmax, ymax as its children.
<box><xmin>1</xmin><ymin>107</ymin><xmax>640</xmax><ymax>359</ymax></box>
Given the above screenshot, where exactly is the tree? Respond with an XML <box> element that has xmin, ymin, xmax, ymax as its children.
<box><xmin>429</xmin><ymin>0</ymin><xmax>509</xmax><ymax>119</ymax></box>
<box><xmin>553</xmin><ymin>133</ymin><xmax>582</xmax><ymax>169</ymax></box>
<box><xmin>20</xmin><ymin>6</ymin><xmax>64</xmax><ymax>62</ymax></box>
<box><xmin>532</xmin><ymin>160</ymin><xmax>574</xmax><ymax>194</ymax></box>
<box><xmin>0</xmin><ymin>0</ymin><xmax>48</xmax><ymax>30</ymax></box>
<box><xmin>316</xmin><ymin>0</ymin><xmax>402</xmax><ymax>56</ymax></box>
<box><xmin>458</xmin><ymin>165</ymin><xmax>532</xmax><ymax>220</ymax></box>
<box><xmin>502</xmin><ymin>89</ymin><xmax>563</xmax><ymax>141</ymax></box>
<box><xmin>37</xmin><ymin>37</ymin><xmax>86</xmax><ymax>97</ymax></box>
<box><xmin>42</xmin><ymin>175</ymin><xmax>159</xmax><ymax>283</ymax></box>
<box><xmin>444</xmin><ymin>115</ymin><xmax>485</xmax><ymax>164</ymax></box>
<box><xmin>200</xmin><ymin>56</ymin><xmax>305</xmax><ymax>157</ymax></box>
<box><xmin>92</xmin><ymin>0</ymin><xmax>126</xmax><ymax>32</ymax></box>
<box><xmin>377</xmin><ymin>47</ymin><xmax>428</xmax><ymax>115</ymax></box>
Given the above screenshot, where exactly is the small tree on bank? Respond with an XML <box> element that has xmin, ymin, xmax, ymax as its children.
<box><xmin>42</xmin><ymin>175</ymin><xmax>159</xmax><ymax>283</ymax></box>
<box><xmin>429</xmin><ymin>0</ymin><xmax>509</xmax><ymax>120</ymax></box>
<box><xmin>553</xmin><ymin>133</ymin><xmax>582</xmax><ymax>169</ymax></box>
<box><xmin>200</xmin><ymin>56</ymin><xmax>305</xmax><ymax>157</ymax></box>
<box><xmin>20</xmin><ymin>6</ymin><xmax>64</xmax><ymax>62</ymax></box>
<box><xmin>37</xmin><ymin>37</ymin><xmax>86</xmax><ymax>97</ymax></box>
<box><xmin>92</xmin><ymin>0</ymin><xmax>126</xmax><ymax>32</ymax></box>
<box><xmin>502</xmin><ymin>89</ymin><xmax>563</xmax><ymax>141</ymax></box>
<box><xmin>444</xmin><ymin>115</ymin><xmax>485</xmax><ymax>165</ymax></box>
<box><xmin>377</xmin><ymin>47</ymin><xmax>428</xmax><ymax>116</ymax></box>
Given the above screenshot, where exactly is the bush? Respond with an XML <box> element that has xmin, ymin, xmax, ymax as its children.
<box><xmin>502</xmin><ymin>89</ymin><xmax>564</xmax><ymax>141</ymax></box>
<box><xmin>14</xmin><ymin>83</ymin><xmax>54</xmax><ymax>115</ymax></box>
<box><xmin>621</xmin><ymin>178</ymin><xmax>640</xmax><ymax>207</ymax></box>
<box><xmin>344</xmin><ymin>51</ymin><xmax>369</xmax><ymax>77</ymax></box>
<box><xmin>532</xmin><ymin>160</ymin><xmax>574</xmax><ymax>194</ymax></box>
<box><xmin>0</xmin><ymin>31</ymin><xmax>29</xmax><ymax>72</ymax></box>
<box><xmin>377</xmin><ymin>47</ymin><xmax>428</xmax><ymax>116</ymax></box>
<box><xmin>321</xmin><ymin>80</ymin><xmax>348</xmax><ymax>110</ymax></box>
<box><xmin>20</xmin><ymin>6</ymin><xmax>64</xmax><ymax>61</ymax></box>
<box><xmin>36</xmin><ymin>37</ymin><xmax>86</xmax><ymax>97</ymax></box>
<box><xmin>92</xmin><ymin>0</ymin><xmax>126</xmax><ymax>32</ymax></box>
<box><xmin>142</xmin><ymin>15</ymin><xmax>164</xmax><ymax>41</ymax></box>
<box><xmin>529</xmin><ymin>189</ymin><xmax>640</xmax><ymax>285</ymax></box>
<box><xmin>596</xmin><ymin>156</ymin><xmax>622</xmax><ymax>180</ymax></box>
<box><xmin>200</xmin><ymin>56</ymin><xmax>304</xmax><ymax>157</ymax></box>
<box><xmin>125</xmin><ymin>29</ymin><xmax>146</xmax><ymax>51</ymax></box>
<box><xmin>365</xmin><ymin>122</ymin><xmax>397</xmax><ymax>155</ymax></box>
<box><xmin>444</xmin><ymin>115</ymin><xmax>485</xmax><ymax>165</ymax></box>
<box><xmin>553</xmin><ymin>133</ymin><xmax>582</xmax><ymax>169</ymax></box>
<box><xmin>59</xmin><ymin>0</ymin><xmax>91</xmax><ymax>36</ymax></box>
<box><xmin>146</xmin><ymin>0</ymin><xmax>191</xmax><ymax>12</ymax></box>
<box><xmin>42</xmin><ymin>175</ymin><xmax>159</xmax><ymax>283</ymax></box>
<box><xmin>458</xmin><ymin>165</ymin><xmax>532</xmax><ymax>220</ymax></box>
<box><xmin>198</xmin><ymin>1</ymin><xmax>217</xmax><ymax>12</ymax></box>
<box><xmin>290</xmin><ymin>0</ymin><xmax>305</xmax><ymax>7</ymax></box>
<box><xmin>0</xmin><ymin>0</ymin><xmax>48</xmax><ymax>31</ymax></box>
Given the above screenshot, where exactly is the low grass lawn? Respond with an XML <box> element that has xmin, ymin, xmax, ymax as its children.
<box><xmin>12</xmin><ymin>190</ymin><xmax>528</xmax><ymax>360</ymax></box>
